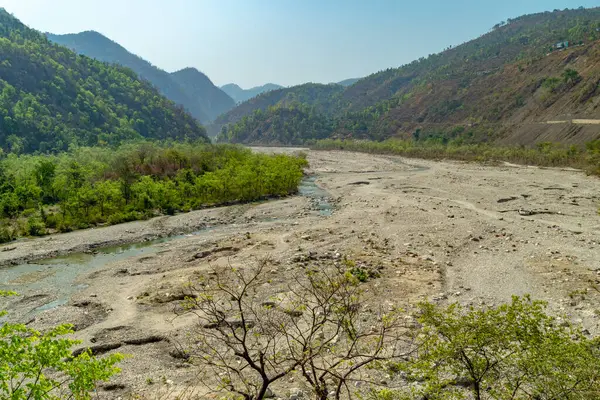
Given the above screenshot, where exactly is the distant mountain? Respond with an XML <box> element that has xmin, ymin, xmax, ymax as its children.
<box><xmin>0</xmin><ymin>9</ymin><xmax>207</xmax><ymax>153</ymax></box>
<box><xmin>218</xmin><ymin>7</ymin><xmax>600</xmax><ymax>146</ymax></box>
<box><xmin>47</xmin><ymin>31</ymin><xmax>234</xmax><ymax>122</ymax></box>
<box><xmin>221</xmin><ymin>83</ymin><xmax>284</xmax><ymax>103</ymax></box>
<box><xmin>336</xmin><ymin>78</ymin><xmax>360</xmax><ymax>87</ymax></box>
<box><xmin>171</xmin><ymin>68</ymin><xmax>235</xmax><ymax>122</ymax></box>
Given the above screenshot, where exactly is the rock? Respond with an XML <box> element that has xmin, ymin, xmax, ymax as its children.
<box><xmin>264</xmin><ymin>388</ymin><xmax>275</xmax><ymax>398</ymax></box>
<box><xmin>497</xmin><ymin>196</ymin><xmax>518</xmax><ymax>203</ymax></box>
<box><xmin>289</xmin><ymin>388</ymin><xmax>304</xmax><ymax>400</ymax></box>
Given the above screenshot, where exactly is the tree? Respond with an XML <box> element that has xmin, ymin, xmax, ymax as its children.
<box><xmin>392</xmin><ymin>296</ymin><xmax>600</xmax><ymax>400</ymax></box>
<box><xmin>0</xmin><ymin>291</ymin><xmax>123</xmax><ymax>399</ymax></box>
<box><xmin>179</xmin><ymin>259</ymin><xmax>406</xmax><ymax>400</ymax></box>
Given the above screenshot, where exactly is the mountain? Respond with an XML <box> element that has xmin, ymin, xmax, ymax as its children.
<box><xmin>217</xmin><ymin>104</ymin><xmax>334</xmax><ymax>145</ymax></box>
<box><xmin>208</xmin><ymin>83</ymin><xmax>344</xmax><ymax>137</ymax></box>
<box><xmin>0</xmin><ymin>9</ymin><xmax>207</xmax><ymax>154</ymax></box>
<box><xmin>170</xmin><ymin>68</ymin><xmax>235</xmax><ymax>122</ymax></box>
<box><xmin>336</xmin><ymin>78</ymin><xmax>360</xmax><ymax>87</ymax></box>
<box><xmin>221</xmin><ymin>83</ymin><xmax>284</xmax><ymax>103</ymax></box>
<box><xmin>47</xmin><ymin>31</ymin><xmax>234</xmax><ymax>122</ymax></box>
<box><xmin>218</xmin><ymin>7</ymin><xmax>600</xmax><ymax>146</ymax></box>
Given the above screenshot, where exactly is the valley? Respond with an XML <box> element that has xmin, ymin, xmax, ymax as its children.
<box><xmin>2</xmin><ymin>148</ymin><xmax>599</xmax><ymax>397</ymax></box>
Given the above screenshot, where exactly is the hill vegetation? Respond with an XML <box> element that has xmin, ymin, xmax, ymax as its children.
<box><xmin>48</xmin><ymin>31</ymin><xmax>235</xmax><ymax>123</ymax></box>
<box><xmin>217</xmin><ymin>104</ymin><xmax>334</xmax><ymax>145</ymax></box>
<box><xmin>221</xmin><ymin>83</ymin><xmax>284</xmax><ymax>103</ymax></box>
<box><xmin>0</xmin><ymin>9</ymin><xmax>208</xmax><ymax>154</ymax></box>
<box><xmin>217</xmin><ymin>7</ymin><xmax>600</xmax><ymax>146</ymax></box>
<box><xmin>209</xmin><ymin>83</ymin><xmax>344</xmax><ymax>136</ymax></box>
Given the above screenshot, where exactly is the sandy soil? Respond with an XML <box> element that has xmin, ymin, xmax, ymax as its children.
<box><xmin>2</xmin><ymin>149</ymin><xmax>600</xmax><ymax>398</ymax></box>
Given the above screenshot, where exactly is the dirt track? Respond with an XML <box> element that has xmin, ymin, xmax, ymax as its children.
<box><xmin>2</xmin><ymin>148</ymin><xmax>600</xmax><ymax>397</ymax></box>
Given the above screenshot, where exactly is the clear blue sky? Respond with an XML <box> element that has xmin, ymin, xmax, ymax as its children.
<box><xmin>2</xmin><ymin>0</ymin><xmax>598</xmax><ymax>88</ymax></box>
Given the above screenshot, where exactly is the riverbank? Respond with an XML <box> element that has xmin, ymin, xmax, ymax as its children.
<box><xmin>2</xmin><ymin>148</ymin><xmax>600</xmax><ymax>398</ymax></box>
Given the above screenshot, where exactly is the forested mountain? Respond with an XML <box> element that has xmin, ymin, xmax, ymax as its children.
<box><xmin>221</xmin><ymin>83</ymin><xmax>284</xmax><ymax>103</ymax></box>
<box><xmin>171</xmin><ymin>68</ymin><xmax>235</xmax><ymax>122</ymax></box>
<box><xmin>0</xmin><ymin>9</ymin><xmax>207</xmax><ymax>153</ymax></box>
<box><xmin>218</xmin><ymin>7</ymin><xmax>600</xmax><ymax>146</ymax></box>
<box><xmin>217</xmin><ymin>104</ymin><xmax>334</xmax><ymax>145</ymax></box>
<box><xmin>48</xmin><ymin>31</ymin><xmax>234</xmax><ymax>123</ymax></box>
<box><xmin>208</xmin><ymin>83</ymin><xmax>344</xmax><ymax>136</ymax></box>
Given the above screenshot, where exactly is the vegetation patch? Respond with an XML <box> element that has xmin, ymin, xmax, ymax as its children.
<box><xmin>313</xmin><ymin>138</ymin><xmax>600</xmax><ymax>175</ymax></box>
<box><xmin>0</xmin><ymin>142</ymin><xmax>307</xmax><ymax>242</ymax></box>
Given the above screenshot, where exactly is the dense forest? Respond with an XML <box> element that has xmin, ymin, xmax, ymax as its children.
<box><xmin>0</xmin><ymin>142</ymin><xmax>307</xmax><ymax>242</ymax></box>
<box><xmin>208</xmin><ymin>83</ymin><xmax>345</xmax><ymax>136</ymax></box>
<box><xmin>216</xmin><ymin>104</ymin><xmax>335</xmax><ymax>145</ymax></box>
<box><xmin>216</xmin><ymin>7</ymin><xmax>600</xmax><ymax>146</ymax></box>
<box><xmin>0</xmin><ymin>9</ymin><xmax>208</xmax><ymax>154</ymax></box>
<box><xmin>48</xmin><ymin>31</ymin><xmax>235</xmax><ymax>123</ymax></box>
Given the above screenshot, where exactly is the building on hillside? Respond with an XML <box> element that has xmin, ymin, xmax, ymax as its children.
<box><xmin>555</xmin><ymin>41</ymin><xmax>569</xmax><ymax>49</ymax></box>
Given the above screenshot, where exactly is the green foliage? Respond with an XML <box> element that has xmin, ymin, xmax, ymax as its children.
<box><xmin>0</xmin><ymin>291</ymin><xmax>123</xmax><ymax>399</ymax></box>
<box><xmin>562</xmin><ymin>68</ymin><xmax>582</xmax><ymax>84</ymax></box>
<box><xmin>394</xmin><ymin>296</ymin><xmax>600</xmax><ymax>399</ymax></box>
<box><xmin>0</xmin><ymin>10</ymin><xmax>207</xmax><ymax>153</ymax></box>
<box><xmin>216</xmin><ymin>103</ymin><xmax>335</xmax><ymax>144</ymax></box>
<box><xmin>0</xmin><ymin>142</ymin><xmax>307</xmax><ymax>242</ymax></box>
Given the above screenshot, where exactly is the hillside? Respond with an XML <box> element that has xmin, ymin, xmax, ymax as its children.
<box><xmin>216</xmin><ymin>104</ymin><xmax>334</xmax><ymax>144</ymax></box>
<box><xmin>219</xmin><ymin>7</ymin><xmax>600</xmax><ymax>146</ymax></box>
<box><xmin>208</xmin><ymin>83</ymin><xmax>344</xmax><ymax>136</ymax></box>
<box><xmin>221</xmin><ymin>83</ymin><xmax>284</xmax><ymax>103</ymax></box>
<box><xmin>171</xmin><ymin>68</ymin><xmax>235</xmax><ymax>122</ymax></box>
<box><xmin>0</xmin><ymin>10</ymin><xmax>207</xmax><ymax>153</ymax></box>
<box><xmin>47</xmin><ymin>31</ymin><xmax>234</xmax><ymax>123</ymax></box>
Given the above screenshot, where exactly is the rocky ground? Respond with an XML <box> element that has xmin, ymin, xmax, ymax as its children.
<box><xmin>1</xmin><ymin>148</ymin><xmax>600</xmax><ymax>398</ymax></box>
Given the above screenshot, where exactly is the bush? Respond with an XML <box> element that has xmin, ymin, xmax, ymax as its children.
<box><xmin>0</xmin><ymin>291</ymin><xmax>123</xmax><ymax>399</ymax></box>
<box><xmin>386</xmin><ymin>296</ymin><xmax>600</xmax><ymax>400</ymax></box>
<box><xmin>26</xmin><ymin>217</ymin><xmax>46</xmax><ymax>236</ymax></box>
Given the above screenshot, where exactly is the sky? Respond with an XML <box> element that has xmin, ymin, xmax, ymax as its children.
<box><xmin>1</xmin><ymin>0</ymin><xmax>598</xmax><ymax>88</ymax></box>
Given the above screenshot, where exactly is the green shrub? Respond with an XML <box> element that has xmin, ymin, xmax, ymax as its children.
<box><xmin>0</xmin><ymin>291</ymin><xmax>123</xmax><ymax>399</ymax></box>
<box><xmin>387</xmin><ymin>296</ymin><xmax>600</xmax><ymax>400</ymax></box>
<box><xmin>26</xmin><ymin>217</ymin><xmax>46</xmax><ymax>236</ymax></box>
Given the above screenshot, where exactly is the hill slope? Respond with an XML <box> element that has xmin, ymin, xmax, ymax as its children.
<box><xmin>208</xmin><ymin>83</ymin><xmax>344</xmax><ymax>136</ymax></box>
<box><xmin>171</xmin><ymin>68</ymin><xmax>235</xmax><ymax>122</ymax></box>
<box><xmin>221</xmin><ymin>83</ymin><xmax>284</xmax><ymax>103</ymax></box>
<box><xmin>0</xmin><ymin>9</ymin><xmax>207</xmax><ymax>153</ymax></box>
<box><xmin>219</xmin><ymin>7</ymin><xmax>600</xmax><ymax>146</ymax></box>
<box><xmin>47</xmin><ymin>31</ymin><xmax>234</xmax><ymax>122</ymax></box>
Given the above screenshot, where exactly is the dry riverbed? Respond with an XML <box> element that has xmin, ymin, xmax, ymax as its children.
<box><xmin>2</xmin><ymin>148</ymin><xmax>600</xmax><ymax>398</ymax></box>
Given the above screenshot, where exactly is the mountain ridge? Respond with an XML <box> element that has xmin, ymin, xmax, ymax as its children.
<box><xmin>216</xmin><ymin>7</ymin><xmax>600</xmax><ymax>146</ymax></box>
<box><xmin>0</xmin><ymin>9</ymin><xmax>208</xmax><ymax>153</ymax></box>
<box><xmin>221</xmin><ymin>83</ymin><xmax>284</xmax><ymax>103</ymax></box>
<box><xmin>47</xmin><ymin>30</ymin><xmax>234</xmax><ymax>123</ymax></box>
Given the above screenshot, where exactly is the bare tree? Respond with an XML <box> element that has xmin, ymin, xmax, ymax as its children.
<box><xmin>180</xmin><ymin>258</ymin><xmax>408</xmax><ymax>400</ymax></box>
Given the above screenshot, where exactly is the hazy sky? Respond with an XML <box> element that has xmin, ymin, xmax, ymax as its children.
<box><xmin>2</xmin><ymin>0</ymin><xmax>598</xmax><ymax>88</ymax></box>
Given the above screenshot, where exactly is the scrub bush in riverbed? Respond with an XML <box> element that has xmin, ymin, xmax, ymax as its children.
<box><xmin>313</xmin><ymin>139</ymin><xmax>600</xmax><ymax>173</ymax></box>
<box><xmin>0</xmin><ymin>291</ymin><xmax>123</xmax><ymax>399</ymax></box>
<box><xmin>0</xmin><ymin>142</ymin><xmax>307</xmax><ymax>242</ymax></box>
